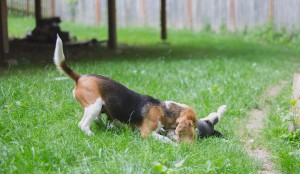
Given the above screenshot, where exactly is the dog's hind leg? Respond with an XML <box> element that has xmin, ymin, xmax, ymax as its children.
<box><xmin>94</xmin><ymin>114</ymin><xmax>105</xmax><ymax>127</ymax></box>
<box><xmin>78</xmin><ymin>98</ymin><xmax>103</xmax><ymax>136</ymax></box>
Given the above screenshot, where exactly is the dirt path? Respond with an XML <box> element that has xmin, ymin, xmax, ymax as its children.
<box><xmin>243</xmin><ymin>81</ymin><xmax>288</xmax><ymax>174</ymax></box>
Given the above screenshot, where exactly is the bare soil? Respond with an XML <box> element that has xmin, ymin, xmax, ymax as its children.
<box><xmin>244</xmin><ymin>81</ymin><xmax>288</xmax><ymax>174</ymax></box>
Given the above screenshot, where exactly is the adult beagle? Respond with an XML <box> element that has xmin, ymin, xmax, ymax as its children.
<box><xmin>53</xmin><ymin>36</ymin><xmax>197</xmax><ymax>143</ymax></box>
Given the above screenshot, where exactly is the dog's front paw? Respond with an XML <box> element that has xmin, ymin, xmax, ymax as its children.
<box><xmin>81</xmin><ymin>127</ymin><xmax>94</xmax><ymax>136</ymax></box>
<box><xmin>166</xmin><ymin>129</ymin><xmax>179</xmax><ymax>142</ymax></box>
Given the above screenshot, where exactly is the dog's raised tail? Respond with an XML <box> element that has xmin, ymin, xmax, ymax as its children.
<box><xmin>201</xmin><ymin>105</ymin><xmax>227</xmax><ymax>126</ymax></box>
<box><xmin>54</xmin><ymin>35</ymin><xmax>80</xmax><ymax>81</ymax></box>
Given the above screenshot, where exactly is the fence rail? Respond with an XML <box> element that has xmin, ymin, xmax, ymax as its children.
<box><xmin>7</xmin><ymin>0</ymin><xmax>300</xmax><ymax>32</ymax></box>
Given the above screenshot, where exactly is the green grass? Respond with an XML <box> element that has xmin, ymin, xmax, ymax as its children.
<box><xmin>263</xmin><ymin>87</ymin><xmax>300</xmax><ymax>173</ymax></box>
<box><xmin>1</xmin><ymin>15</ymin><xmax>300</xmax><ymax>173</ymax></box>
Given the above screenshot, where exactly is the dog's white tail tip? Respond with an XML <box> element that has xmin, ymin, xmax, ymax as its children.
<box><xmin>53</xmin><ymin>34</ymin><xmax>66</xmax><ymax>74</ymax></box>
<box><xmin>217</xmin><ymin>105</ymin><xmax>227</xmax><ymax>119</ymax></box>
<box><xmin>56</xmin><ymin>34</ymin><xmax>62</xmax><ymax>46</ymax></box>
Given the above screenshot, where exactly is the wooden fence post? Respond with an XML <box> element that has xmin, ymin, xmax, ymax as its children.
<box><xmin>230</xmin><ymin>0</ymin><xmax>235</xmax><ymax>31</ymax></box>
<box><xmin>160</xmin><ymin>0</ymin><xmax>167</xmax><ymax>40</ymax></box>
<box><xmin>26</xmin><ymin>0</ymin><xmax>30</xmax><ymax>16</ymax></box>
<box><xmin>186</xmin><ymin>0</ymin><xmax>192</xmax><ymax>30</ymax></box>
<box><xmin>141</xmin><ymin>0</ymin><xmax>146</xmax><ymax>26</ymax></box>
<box><xmin>290</xmin><ymin>74</ymin><xmax>300</xmax><ymax>131</ymax></box>
<box><xmin>95</xmin><ymin>0</ymin><xmax>100</xmax><ymax>25</ymax></box>
<box><xmin>269</xmin><ymin>0</ymin><xmax>274</xmax><ymax>25</ymax></box>
<box><xmin>35</xmin><ymin>0</ymin><xmax>42</xmax><ymax>26</ymax></box>
<box><xmin>107</xmin><ymin>0</ymin><xmax>117</xmax><ymax>49</ymax></box>
<box><xmin>51</xmin><ymin>0</ymin><xmax>55</xmax><ymax>16</ymax></box>
<box><xmin>0</xmin><ymin>0</ymin><xmax>9</xmax><ymax>63</ymax></box>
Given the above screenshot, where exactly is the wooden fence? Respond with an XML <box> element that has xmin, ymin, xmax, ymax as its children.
<box><xmin>7</xmin><ymin>0</ymin><xmax>300</xmax><ymax>32</ymax></box>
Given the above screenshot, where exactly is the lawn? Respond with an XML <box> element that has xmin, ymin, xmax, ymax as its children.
<box><xmin>1</xmin><ymin>15</ymin><xmax>300</xmax><ymax>173</ymax></box>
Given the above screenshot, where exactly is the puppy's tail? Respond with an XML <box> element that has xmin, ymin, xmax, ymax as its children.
<box><xmin>54</xmin><ymin>35</ymin><xmax>80</xmax><ymax>81</ymax></box>
<box><xmin>201</xmin><ymin>105</ymin><xmax>227</xmax><ymax>126</ymax></box>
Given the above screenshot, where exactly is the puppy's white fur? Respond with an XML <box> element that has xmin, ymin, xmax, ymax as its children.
<box><xmin>201</xmin><ymin>105</ymin><xmax>227</xmax><ymax>124</ymax></box>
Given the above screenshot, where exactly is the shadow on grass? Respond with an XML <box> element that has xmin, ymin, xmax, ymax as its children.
<box><xmin>5</xmin><ymin>38</ymin><xmax>296</xmax><ymax>69</ymax></box>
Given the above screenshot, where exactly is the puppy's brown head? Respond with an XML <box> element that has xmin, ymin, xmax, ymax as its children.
<box><xmin>175</xmin><ymin>108</ymin><xmax>197</xmax><ymax>143</ymax></box>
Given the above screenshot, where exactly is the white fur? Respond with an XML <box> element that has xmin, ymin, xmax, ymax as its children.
<box><xmin>203</xmin><ymin>112</ymin><xmax>218</xmax><ymax>123</ymax></box>
<box><xmin>166</xmin><ymin>129</ymin><xmax>179</xmax><ymax>141</ymax></box>
<box><xmin>200</xmin><ymin>105</ymin><xmax>227</xmax><ymax>124</ymax></box>
<box><xmin>155</xmin><ymin>121</ymin><xmax>163</xmax><ymax>132</ymax></box>
<box><xmin>165</xmin><ymin>101</ymin><xmax>188</xmax><ymax>109</ymax></box>
<box><xmin>152</xmin><ymin>119</ymin><xmax>177</xmax><ymax>145</ymax></box>
<box><xmin>152</xmin><ymin>121</ymin><xmax>178</xmax><ymax>146</ymax></box>
<box><xmin>151</xmin><ymin>132</ymin><xmax>178</xmax><ymax>146</ymax></box>
<box><xmin>53</xmin><ymin>35</ymin><xmax>65</xmax><ymax>73</ymax></box>
<box><xmin>217</xmin><ymin>105</ymin><xmax>227</xmax><ymax>118</ymax></box>
<box><xmin>78</xmin><ymin>98</ymin><xmax>103</xmax><ymax>136</ymax></box>
<box><xmin>72</xmin><ymin>89</ymin><xmax>75</xmax><ymax>98</ymax></box>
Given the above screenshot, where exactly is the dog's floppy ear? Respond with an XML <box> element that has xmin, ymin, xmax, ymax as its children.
<box><xmin>175</xmin><ymin>108</ymin><xmax>197</xmax><ymax>143</ymax></box>
<box><xmin>175</xmin><ymin>118</ymin><xmax>194</xmax><ymax>143</ymax></box>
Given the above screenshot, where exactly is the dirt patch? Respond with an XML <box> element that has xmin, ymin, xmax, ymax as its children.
<box><xmin>246</xmin><ymin>109</ymin><xmax>266</xmax><ymax>132</ymax></box>
<box><xmin>243</xmin><ymin>81</ymin><xmax>289</xmax><ymax>174</ymax></box>
<box><xmin>267</xmin><ymin>81</ymin><xmax>289</xmax><ymax>98</ymax></box>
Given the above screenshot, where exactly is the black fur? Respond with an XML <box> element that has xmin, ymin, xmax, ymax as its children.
<box><xmin>89</xmin><ymin>74</ymin><xmax>161</xmax><ymax>125</ymax></box>
<box><xmin>197</xmin><ymin>120</ymin><xmax>224</xmax><ymax>139</ymax></box>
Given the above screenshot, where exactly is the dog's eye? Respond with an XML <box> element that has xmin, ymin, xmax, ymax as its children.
<box><xmin>176</xmin><ymin>122</ymin><xmax>179</xmax><ymax>126</ymax></box>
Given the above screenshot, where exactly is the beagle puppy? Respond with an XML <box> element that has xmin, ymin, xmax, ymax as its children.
<box><xmin>53</xmin><ymin>36</ymin><xmax>197</xmax><ymax>143</ymax></box>
<box><xmin>197</xmin><ymin>105</ymin><xmax>227</xmax><ymax>138</ymax></box>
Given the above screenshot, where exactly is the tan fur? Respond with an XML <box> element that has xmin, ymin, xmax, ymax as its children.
<box><xmin>162</xmin><ymin>104</ymin><xmax>183</xmax><ymax>127</ymax></box>
<box><xmin>175</xmin><ymin>108</ymin><xmax>197</xmax><ymax>142</ymax></box>
<box><xmin>140</xmin><ymin>106</ymin><xmax>164</xmax><ymax>137</ymax></box>
<box><xmin>74</xmin><ymin>76</ymin><xmax>102</xmax><ymax>107</ymax></box>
